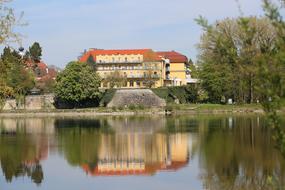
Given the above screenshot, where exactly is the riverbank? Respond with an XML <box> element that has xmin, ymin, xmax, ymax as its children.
<box><xmin>1</xmin><ymin>103</ymin><xmax>284</xmax><ymax>118</ymax></box>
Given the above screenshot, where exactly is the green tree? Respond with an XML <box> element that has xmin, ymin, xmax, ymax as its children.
<box><xmin>259</xmin><ymin>0</ymin><xmax>285</xmax><ymax>156</ymax></box>
<box><xmin>54</xmin><ymin>61</ymin><xmax>102</xmax><ymax>108</ymax></box>
<box><xmin>28</xmin><ymin>42</ymin><xmax>42</xmax><ymax>63</ymax></box>
<box><xmin>196</xmin><ymin>17</ymin><xmax>277</xmax><ymax>103</ymax></box>
<box><xmin>1</xmin><ymin>47</ymin><xmax>35</xmax><ymax>96</ymax></box>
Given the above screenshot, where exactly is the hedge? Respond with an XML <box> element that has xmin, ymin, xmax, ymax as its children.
<box><xmin>152</xmin><ymin>85</ymin><xmax>199</xmax><ymax>104</ymax></box>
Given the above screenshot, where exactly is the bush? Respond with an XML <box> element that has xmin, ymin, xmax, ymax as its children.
<box><xmin>128</xmin><ymin>104</ymin><xmax>136</xmax><ymax>110</ymax></box>
<box><xmin>152</xmin><ymin>85</ymin><xmax>199</xmax><ymax>104</ymax></box>
<box><xmin>100</xmin><ymin>89</ymin><xmax>116</xmax><ymax>107</ymax></box>
<box><xmin>137</xmin><ymin>104</ymin><xmax>145</xmax><ymax>110</ymax></box>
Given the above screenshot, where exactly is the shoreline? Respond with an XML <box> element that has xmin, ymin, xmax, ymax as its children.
<box><xmin>0</xmin><ymin>107</ymin><xmax>272</xmax><ymax>118</ymax></box>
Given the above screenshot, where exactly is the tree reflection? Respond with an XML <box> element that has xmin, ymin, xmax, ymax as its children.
<box><xmin>0</xmin><ymin>118</ymin><xmax>51</xmax><ymax>185</ymax></box>
<box><xmin>198</xmin><ymin>116</ymin><xmax>285</xmax><ymax>190</ymax></box>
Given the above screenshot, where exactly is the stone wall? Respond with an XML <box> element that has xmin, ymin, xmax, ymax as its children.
<box><xmin>2</xmin><ymin>94</ymin><xmax>55</xmax><ymax>111</ymax></box>
<box><xmin>107</xmin><ymin>89</ymin><xmax>166</xmax><ymax>108</ymax></box>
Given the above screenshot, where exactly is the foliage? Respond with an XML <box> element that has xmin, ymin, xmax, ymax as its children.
<box><xmin>142</xmin><ymin>68</ymin><xmax>159</xmax><ymax>88</ymax></box>
<box><xmin>0</xmin><ymin>47</ymin><xmax>35</xmax><ymax>98</ymax></box>
<box><xmin>0</xmin><ymin>0</ymin><xmax>26</xmax><ymax>45</ymax></box>
<box><xmin>260</xmin><ymin>0</ymin><xmax>285</xmax><ymax>156</ymax></box>
<box><xmin>86</xmin><ymin>55</ymin><xmax>96</xmax><ymax>69</ymax></box>
<box><xmin>100</xmin><ymin>88</ymin><xmax>116</xmax><ymax>107</ymax></box>
<box><xmin>54</xmin><ymin>61</ymin><xmax>102</xmax><ymax>108</ymax></box>
<box><xmin>104</xmin><ymin>71</ymin><xmax>127</xmax><ymax>88</ymax></box>
<box><xmin>152</xmin><ymin>85</ymin><xmax>199</xmax><ymax>104</ymax></box>
<box><xmin>36</xmin><ymin>77</ymin><xmax>56</xmax><ymax>94</ymax></box>
<box><xmin>197</xmin><ymin>17</ymin><xmax>278</xmax><ymax>104</ymax></box>
<box><xmin>28</xmin><ymin>42</ymin><xmax>42</xmax><ymax>63</ymax></box>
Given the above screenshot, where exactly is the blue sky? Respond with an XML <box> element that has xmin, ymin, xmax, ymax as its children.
<box><xmin>8</xmin><ymin>0</ymin><xmax>269</xmax><ymax>68</ymax></box>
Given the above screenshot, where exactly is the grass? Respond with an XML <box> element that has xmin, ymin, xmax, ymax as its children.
<box><xmin>165</xmin><ymin>103</ymin><xmax>263</xmax><ymax>112</ymax></box>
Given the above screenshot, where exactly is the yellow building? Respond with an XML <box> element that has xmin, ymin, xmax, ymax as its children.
<box><xmin>79</xmin><ymin>48</ymin><xmax>194</xmax><ymax>88</ymax></box>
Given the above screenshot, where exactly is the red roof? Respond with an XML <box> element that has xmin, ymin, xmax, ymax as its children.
<box><xmin>156</xmin><ymin>51</ymin><xmax>188</xmax><ymax>63</ymax></box>
<box><xmin>37</xmin><ymin>62</ymin><xmax>48</xmax><ymax>70</ymax></box>
<box><xmin>79</xmin><ymin>48</ymin><xmax>161</xmax><ymax>62</ymax></box>
<box><xmin>81</xmin><ymin>160</ymin><xmax>188</xmax><ymax>177</ymax></box>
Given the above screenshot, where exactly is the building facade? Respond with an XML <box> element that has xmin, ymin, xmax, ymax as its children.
<box><xmin>79</xmin><ymin>48</ymin><xmax>194</xmax><ymax>88</ymax></box>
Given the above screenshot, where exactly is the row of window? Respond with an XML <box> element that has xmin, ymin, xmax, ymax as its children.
<box><xmin>98</xmin><ymin>57</ymin><xmax>141</xmax><ymax>63</ymax></box>
<box><xmin>102</xmin><ymin>81</ymin><xmax>146</xmax><ymax>87</ymax></box>
<box><xmin>97</xmin><ymin>66</ymin><xmax>158</xmax><ymax>71</ymax></box>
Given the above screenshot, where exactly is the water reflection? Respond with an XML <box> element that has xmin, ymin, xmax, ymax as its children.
<box><xmin>0</xmin><ymin>115</ymin><xmax>284</xmax><ymax>190</ymax></box>
<box><xmin>0</xmin><ymin>118</ymin><xmax>53</xmax><ymax>185</ymax></box>
<box><xmin>55</xmin><ymin>117</ymin><xmax>191</xmax><ymax>176</ymax></box>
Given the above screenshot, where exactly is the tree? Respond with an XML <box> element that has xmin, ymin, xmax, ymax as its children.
<box><xmin>104</xmin><ymin>71</ymin><xmax>127</xmax><ymax>88</ymax></box>
<box><xmin>0</xmin><ymin>0</ymin><xmax>26</xmax><ymax>45</ymax></box>
<box><xmin>1</xmin><ymin>47</ymin><xmax>35</xmax><ymax>96</ymax></box>
<box><xmin>28</xmin><ymin>42</ymin><xmax>42</xmax><ymax>63</ymax></box>
<box><xmin>142</xmin><ymin>69</ymin><xmax>158</xmax><ymax>88</ymax></box>
<box><xmin>259</xmin><ymin>0</ymin><xmax>285</xmax><ymax>156</ymax></box>
<box><xmin>196</xmin><ymin>17</ymin><xmax>277</xmax><ymax>103</ymax></box>
<box><xmin>54</xmin><ymin>61</ymin><xmax>102</xmax><ymax>108</ymax></box>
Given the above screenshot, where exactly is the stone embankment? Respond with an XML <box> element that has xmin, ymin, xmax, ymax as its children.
<box><xmin>2</xmin><ymin>94</ymin><xmax>55</xmax><ymax>111</ymax></box>
<box><xmin>107</xmin><ymin>89</ymin><xmax>166</xmax><ymax>108</ymax></box>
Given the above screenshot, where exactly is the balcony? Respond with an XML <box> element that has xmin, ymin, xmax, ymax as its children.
<box><xmin>126</xmin><ymin>74</ymin><xmax>160</xmax><ymax>79</ymax></box>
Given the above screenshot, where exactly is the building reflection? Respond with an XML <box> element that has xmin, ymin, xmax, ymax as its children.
<box><xmin>55</xmin><ymin>117</ymin><xmax>192</xmax><ymax>176</ymax></box>
<box><xmin>82</xmin><ymin>133</ymin><xmax>190</xmax><ymax>176</ymax></box>
<box><xmin>1</xmin><ymin>115</ymin><xmax>284</xmax><ymax>189</ymax></box>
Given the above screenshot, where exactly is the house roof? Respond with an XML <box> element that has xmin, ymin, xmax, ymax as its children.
<box><xmin>79</xmin><ymin>48</ymin><xmax>161</xmax><ymax>62</ymax></box>
<box><xmin>156</xmin><ymin>51</ymin><xmax>188</xmax><ymax>63</ymax></box>
<box><xmin>81</xmin><ymin>160</ymin><xmax>188</xmax><ymax>176</ymax></box>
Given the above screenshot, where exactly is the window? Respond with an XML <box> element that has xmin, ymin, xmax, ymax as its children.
<box><xmin>125</xmin><ymin>57</ymin><xmax>128</xmax><ymax>62</ymax></box>
<box><xmin>138</xmin><ymin>57</ymin><xmax>141</xmax><ymax>62</ymax></box>
<box><xmin>112</xmin><ymin>57</ymin><xmax>115</xmax><ymax>62</ymax></box>
<box><xmin>136</xmin><ymin>81</ymin><xmax>140</xmax><ymax>87</ymax></box>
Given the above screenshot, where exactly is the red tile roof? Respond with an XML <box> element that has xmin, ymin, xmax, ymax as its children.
<box><xmin>81</xmin><ymin>160</ymin><xmax>188</xmax><ymax>177</ymax></box>
<box><xmin>79</xmin><ymin>48</ymin><xmax>161</xmax><ymax>62</ymax></box>
<box><xmin>156</xmin><ymin>51</ymin><xmax>188</xmax><ymax>63</ymax></box>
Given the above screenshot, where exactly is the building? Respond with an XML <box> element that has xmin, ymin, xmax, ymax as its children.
<box><xmin>79</xmin><ymin>48</ymin><xmax>195</xmax><ymax>88</ymax></box>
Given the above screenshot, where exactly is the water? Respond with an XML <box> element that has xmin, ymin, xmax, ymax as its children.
<box><xmin>0</xmin><ymin>115</ymin><xmax>284</xmax><ymax>190</ymax></box>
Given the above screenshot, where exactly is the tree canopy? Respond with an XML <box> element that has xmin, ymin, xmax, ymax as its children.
<box><xmin>28</xmin><ymin>42</ymin><xmax>42</xmax><ymax>63</ymax></box>
<box><xmin>196</xmin><ymin>16</ymin><xmax>281</xmax><ymax>103</ymax></box>
<box><xmin>0</xmin><ymin>47</ymin><xmax>35</xmax><ymax>99</ymax></box>
<box><xmin>54</xmin><ymin>61</ymin><xmax>101</xmax><ymax>108</ymax></box>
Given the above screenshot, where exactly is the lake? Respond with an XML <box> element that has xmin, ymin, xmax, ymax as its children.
<box><xmin>0</xmin><ymin>115</ymin><xmax>284</xmax><ymax>190</ymax></box>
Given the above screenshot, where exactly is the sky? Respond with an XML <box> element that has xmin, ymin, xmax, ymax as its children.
<box><xmin>7</xmin><ymin>0</ymin><xmax>270</xmax><ymax>68</ymax></box>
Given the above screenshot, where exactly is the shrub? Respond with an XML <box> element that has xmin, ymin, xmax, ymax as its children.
<box><xmin>137</xmin><ymin>104</ymin><xmax>145</xmax><ymax>110</ymax></box>
<box><xmin>152</xmin><ymin>85</ymin><xmax>200</xmax><ymax>104</ymax></box>
<box><xmin>100</xmin><ymin>89</ymin><xmax>116</xmax><ymax>107</ymax></box>
<box><xmin>128</xmin><ymin>104</ymin><xmax>136</xmax><ymax>110</ymax></box>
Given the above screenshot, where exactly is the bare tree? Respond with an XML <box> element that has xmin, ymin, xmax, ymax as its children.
<box><xmin>105</xmin><ymin>71</ymin><xmax>127</xmax><ymax>88</ymax></box>
<box><xmin>0</xmin><ymin>0</ymin><xmax>26</xmax><ymax>45</ymax></box>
